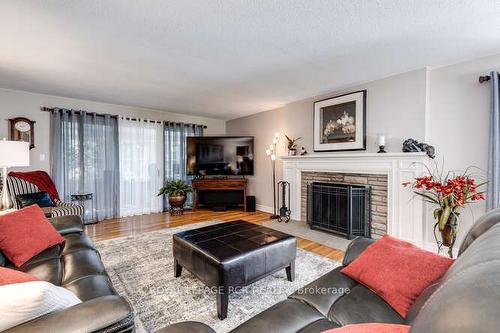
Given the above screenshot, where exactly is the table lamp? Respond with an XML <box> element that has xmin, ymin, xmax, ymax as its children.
<box><xmin>0</xmin><ymin>139</ymin><xmax>30</xmax><ymax>209</ymax></box>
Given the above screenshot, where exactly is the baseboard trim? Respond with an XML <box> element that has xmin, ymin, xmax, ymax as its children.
<box><xmin>256</xmin><ymin>204</ymin><xmax>273</xmax><ymax>214</ymax></box>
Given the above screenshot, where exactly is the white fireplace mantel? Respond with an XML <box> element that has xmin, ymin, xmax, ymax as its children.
<box><xmin>281</xmin><ymin>152</ymin><xmax>429</xmax><ymax>247</ymax></box>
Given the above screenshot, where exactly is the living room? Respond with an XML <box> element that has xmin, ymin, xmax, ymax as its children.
<box><xmin>0</xmin><ymin>1</ymin><xmax>499</xmax><ymax>333</ymax></box>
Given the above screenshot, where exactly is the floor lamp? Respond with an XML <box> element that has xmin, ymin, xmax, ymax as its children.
<box><xmin>0</xmin><ymin>139</ymin><xmax>30</xmax><ymax>210</ymax></box>
<box><xmin>266</xmin><ymin>132</ymin><xmax>280</xmax><ymax>219</ymax></box>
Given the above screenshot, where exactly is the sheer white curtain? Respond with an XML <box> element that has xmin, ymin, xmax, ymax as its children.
<box><xmin>119</xmin><ymin>118</ymin><xmax>164</xmax><ymax>216</ymax></box>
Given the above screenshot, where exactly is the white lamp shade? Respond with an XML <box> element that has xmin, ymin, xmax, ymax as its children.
<box><xmin>0</xmin><ymin>140</ymin><xmax>30</xmax><ymax>167</ymax></box>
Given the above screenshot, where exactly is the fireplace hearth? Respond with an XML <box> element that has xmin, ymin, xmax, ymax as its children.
<box><xmin>307</xmin><ymin>182</ymin><xmax>371</xmax><ymax>239</ymax></box>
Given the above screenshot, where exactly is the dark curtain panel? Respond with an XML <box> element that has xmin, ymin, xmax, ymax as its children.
<box><xmin>164</xmin><ymin>122</ymin><xmax>203</xmax><ymax>209</ymax></box>
<box><xmin>51</xmin><ymin>109</ymin><xmax>120</xmax><ymax>221</ymax></box>
<box><xmin>488</xmin><ymin>71</ymin><xmax>500</xmax><ymax>210</ymax></box>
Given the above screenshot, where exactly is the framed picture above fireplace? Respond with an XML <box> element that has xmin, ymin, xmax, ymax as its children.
<box><xmin>313</xmin><ymin>90</ymin><xmax>366</xmax><ymax>152</ymax></box>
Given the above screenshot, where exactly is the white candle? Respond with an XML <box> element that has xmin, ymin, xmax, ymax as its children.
<box><xmin>378</xmin><ymin>135</ymin><xmax>386</xmax><ymax>146</ymax></box>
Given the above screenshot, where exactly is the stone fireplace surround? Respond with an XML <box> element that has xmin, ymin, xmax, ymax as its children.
<box><xmin>281</xmin><ymin>152</ymin><xmax>429</xmax><ymax>247</ymax></box>
<box><xmin>301</xmin><ymin>172</ymin><xmax>388</xmax><ymax>238</ymax></box>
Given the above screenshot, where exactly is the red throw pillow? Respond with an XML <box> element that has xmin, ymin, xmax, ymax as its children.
<box><xmin>323</xmin><ymin>323</ymin><xmax>410</xmax><ymax>333</ymax></box>
<box><xmin>0</xmin><ymin>266</ymin><xmax>39</xmax><ymax>286</ymax></box>
<box><xmin>341</xmin><ymin>235</ymin><xmax>453</xmax><ymax>317</ymax></box>
<box><xmin>0</xmin><ymin>205</ymin><xmax>65</xmax><ymax>267</ymax></box>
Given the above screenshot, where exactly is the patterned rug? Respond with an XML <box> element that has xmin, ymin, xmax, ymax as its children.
<box><xmin>95</xmin><ymin>220</ymin><xmax>340</xmax><ymax>333</ymax></box>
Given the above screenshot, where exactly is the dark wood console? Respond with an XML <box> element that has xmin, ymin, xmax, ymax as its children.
<box><xmin>192</xmin><ymin>178</ymin><xmax>247</xmax><ymax>211</ymax></box>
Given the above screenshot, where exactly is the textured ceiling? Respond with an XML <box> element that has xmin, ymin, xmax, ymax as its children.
<box><xmin>1</xmin><ymin>1</ymin><xmax>500</xmax><ymax>120</ymax></box>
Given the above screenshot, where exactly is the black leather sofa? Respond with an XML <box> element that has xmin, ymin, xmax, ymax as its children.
<box><xmin>1</xmin><ymin>215</ymin><xmax>134</xmax><ymax>333</ymax></box>
<box><xmin>158</xmin><ymin>208</ymin><xmax>500</xmax><ymax>333</ymax></box>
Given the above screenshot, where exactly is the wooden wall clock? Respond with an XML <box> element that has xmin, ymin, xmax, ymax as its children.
<box><xmin>8</xmin><ymin>117</ymin><xmax>36</xmax><ymax>149</ymax></box>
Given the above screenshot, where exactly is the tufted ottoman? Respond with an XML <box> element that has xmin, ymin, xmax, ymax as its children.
<box><xmin>173</xmin><ymin>220</ymin><xmax>297</xmax><ymax>319</ymax></box>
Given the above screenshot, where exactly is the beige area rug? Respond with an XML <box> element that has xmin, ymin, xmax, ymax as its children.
<box><xmin>95</xmin><ymin>220</ymin><xmax>340</xmax><ymax>333</ymax></box>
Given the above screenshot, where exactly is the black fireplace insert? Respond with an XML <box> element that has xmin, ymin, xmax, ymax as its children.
<box><xmin>307</xmin><ymin>182</ymin><xmax>371</xmax><ymax>239</ymax></box>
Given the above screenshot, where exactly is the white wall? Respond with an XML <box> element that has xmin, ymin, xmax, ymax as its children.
<box><xmin>426</xmin><ymin>53</ymin><xmax>500</xmax><ymax>244</ymax></box>
<box><xmin>0</xmin><ymin>88</ymin><xmax>226</xmax><ymax>172</ymax></box>
<box><xmin>227</xmin><ymin>69</ymin><xmax>428</xmax><ymax>211</ymax></box>
<box><xmin>228</xmin><ymin>53</ymin><xmax>500</xmax><ymax>247</ymax></box>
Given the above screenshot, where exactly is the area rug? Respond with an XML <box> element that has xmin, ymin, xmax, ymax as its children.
<box><xmin>95</xmin><ymin>220</ymin><xmax>340</xmax><ymax>333</ymax></box>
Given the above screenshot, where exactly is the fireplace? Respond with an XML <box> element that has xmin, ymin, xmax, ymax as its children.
<box><xmin>301</xmin><ymin>172</ymin><xmax>387</xmax><ymax>238</ymax></box>
<box><xmin>282</xmin><ymin>152</ymin><xmax>429</xmax><ymax>248</ymax></box>
<box><xmin>307</xmin><ymin>182</ymin><xmax>371</xmax><ymax>239</ymax></box>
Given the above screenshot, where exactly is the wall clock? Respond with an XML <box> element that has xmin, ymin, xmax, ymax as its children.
<box><xmin>8</xmin><ymin>117</ymin><xmax>36</xmax><ymax>149</ymax></box>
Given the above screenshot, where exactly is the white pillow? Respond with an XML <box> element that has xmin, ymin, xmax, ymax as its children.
<box><xmin>0</xmin><ymin>281</ymin><xmax>82</xmax><ymax>331</ymax></box>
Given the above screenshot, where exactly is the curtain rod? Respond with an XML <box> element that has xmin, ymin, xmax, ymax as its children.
<box><xmin>40</xmin><ymin>107</ymin><xmax>207</xmax><ymax>128</ymax></box>
<box><xmin>479</xmin><ymin>73</ymin><xmax>500</xmax><ymax>83</ymax></box>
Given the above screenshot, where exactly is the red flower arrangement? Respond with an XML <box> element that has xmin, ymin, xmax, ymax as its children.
<box><xmin>403</xmin><ymin>169</ymin><xmax>485</xmax><ymax>232</ymax></box>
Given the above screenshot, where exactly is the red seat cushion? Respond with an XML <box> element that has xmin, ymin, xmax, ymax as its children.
<box><xmin>341</xmin><ymin>235</ymin><xmax>453</xmax><ymax>317</ymax></box>
<box><xmin>323</xmin><ymin>323</ymin><xmax>410</xmax><ymax>333</ymax></box>
<box><xmin>0</xmin><ymin>266</ymin><xmax>39</xmax><ymax>286</ymax></box>
<box><xmin>0</xmin><ymin>205</ymin><xmax>65</xmax><ymax>267</ymax></box>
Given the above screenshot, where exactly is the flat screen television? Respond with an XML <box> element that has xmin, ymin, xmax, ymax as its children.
<box><xmin>186</xmin><ymin>136</ymin><xmax>254</xmax><ymax>176</ymax></box>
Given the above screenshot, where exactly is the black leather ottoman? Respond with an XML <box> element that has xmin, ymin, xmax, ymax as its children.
<box><xmin>173</xmin><ymin>220</ymin><xmax>297</xmax><ymax>320</ymax></box>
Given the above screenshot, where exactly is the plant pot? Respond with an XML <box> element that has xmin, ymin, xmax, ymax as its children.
<box><xmin>288</xmin><ymin>149</ymin><xmax>297</xmax><ymax>156</ymax></box>
<box><xmin>168</xmin><ymin>194</ymin><xmax>187</xmax><ymax>215</ymax></box>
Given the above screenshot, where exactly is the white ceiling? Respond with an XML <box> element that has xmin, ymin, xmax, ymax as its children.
<box><xmin>1</xmin><ymin>1</ymin><xmax>500</xmax><ymax>120</ymax></box>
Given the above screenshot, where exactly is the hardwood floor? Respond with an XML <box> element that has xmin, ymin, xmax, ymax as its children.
<box><xmin>85</xmin><ymin>209</ymin><xmax>345</xmax><ymax>262</ymax></box>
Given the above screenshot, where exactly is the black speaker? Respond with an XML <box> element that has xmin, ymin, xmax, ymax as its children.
<box><xmin>246</xmin><ymin>196</ymin><xmax>256</xmax><ymax>212</ymax></box>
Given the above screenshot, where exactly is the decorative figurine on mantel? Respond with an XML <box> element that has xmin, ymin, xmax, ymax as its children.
<box><xmin>402</xmin><ymin>138</ymin><xmax>436</xmax><ymax>158</ymax></box>
<box><xmin>300</xmin><ymin>146</ymin><xmax>308</xmax><ymax>155</ymax></box>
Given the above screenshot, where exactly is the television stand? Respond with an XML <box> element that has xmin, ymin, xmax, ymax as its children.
<box><xmin>192</xmin><ymin>178</ymin><xmax>247</xmax><ymax>211</ymax></box>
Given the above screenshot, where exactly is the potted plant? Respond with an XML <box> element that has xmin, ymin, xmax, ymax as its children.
<box><xmin>158</xmin><ymin>180</ymin><xmax>193</xmax><ymax>215</ymax></box>
<box><xmin>403</xmin><ymin>167</ymin><xmax>485</xmax><ymax>257</ymax></box>
<box><xmin>284</xmin><ymin>134</ymin><xmax>302</xmax><ymax>156</ymax></box>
